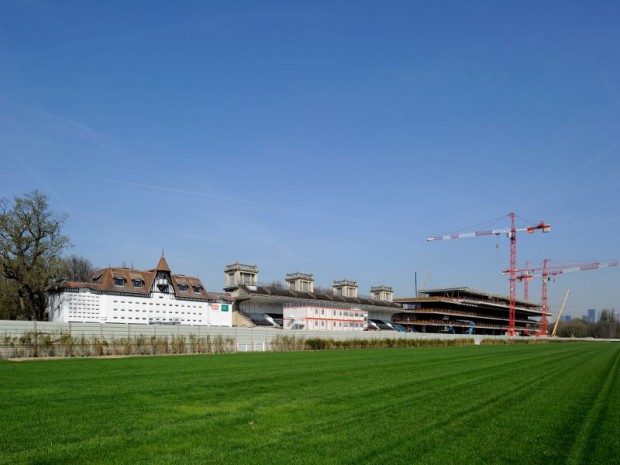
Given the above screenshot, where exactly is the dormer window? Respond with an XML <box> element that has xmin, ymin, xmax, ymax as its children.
<box><xmin>179</xmin><ymin>284</ymin><xmax>188</xmax><ymax>292</ymax></box>
<box><xmin>129</xmin><ymin>273</ymin><xmax>144</xmax><ymax>289</ymax></box>
<box><xmin>192</xmin><ymin>285</ymin><xmax>202</xmax><ymax>293</ymax></box>
<box><xmin>112</xmin><ymin>271</ymin><xmax>126</xmax><ymax>287</ymax></box>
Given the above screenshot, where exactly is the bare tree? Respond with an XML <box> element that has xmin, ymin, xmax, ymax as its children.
<box><xmin>0</xmin><ymin>191</ymin><xmax>69</xmax><ymax>320</ymax></box>
<box><xmin>592</xmin><ymin>319</ymin><xmax>617</xmax><ymax>339</ymax></box>
<box><xmin>555</xmin><ymin>319</ymin><xmax>589</xmax><ymax>338</ymax></box>
<box><xmin>60</xmin><ymin>255</ymin><xmax>96</xmax><ymax>282</ymax></box>
<box><xmin>0</xmin><ymin>276</ymin><xmax>21</xmax><ymax>320</ymax></box>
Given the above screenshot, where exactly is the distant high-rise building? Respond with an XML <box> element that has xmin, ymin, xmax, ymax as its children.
<box><xmin>562</xmin><ymin>315</ymin><xmax>572</xmax><ymax>322</ymax></box>
<box><xmin>587</xmin><ymin>309</ymin><xmax>596</xmax><ymax>323</ymax></box>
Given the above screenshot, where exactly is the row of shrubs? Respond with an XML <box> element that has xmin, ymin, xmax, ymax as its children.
<box><xmin>1</xmin><ymin>331</ymin><xmax>557</xmax><ymax>359</ymax></box>
<box><xmin>1</xmin><ymin>332</ymin><xmax>236</xmax><ymax>358</ymax></box>
<box><xmin>480</xmin><ymin>337</ymin><xmax>552</xmax><ymax>345</ymax></box>
<box><xmin>271</xmin><ymin>335</ymin><xmax>477</xmax><ymax>351</ymax></box>
<box><xmin>271</xmin><ymin>335</ymin><xmax>558</xmax><ymax>351</ymax></box>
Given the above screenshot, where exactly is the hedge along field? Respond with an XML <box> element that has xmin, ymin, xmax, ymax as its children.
<box><xmin>0</xmin><ymin>343</ymin><xmax>618</xmax><ymax>465</ymax></box>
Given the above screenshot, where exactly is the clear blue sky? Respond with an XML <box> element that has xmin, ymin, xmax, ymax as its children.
<box><xmin>1</xmin><ymin>0</ymin><xmax>619</xmax><ymax>318</ymax></box>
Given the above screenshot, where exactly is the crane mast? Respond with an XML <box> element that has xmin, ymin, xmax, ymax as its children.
<box><xmin>522</xmin><ymin>261</ymin><xmax>533</xmax><ymax>301</ymax></box>
<box><xmin>509</xmin><ymin>213</ymin><xmax>517</xmax><ymax>337</ymax></box>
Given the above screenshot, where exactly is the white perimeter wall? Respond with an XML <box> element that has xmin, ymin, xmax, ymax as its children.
<box><xmin>0</xmin><ymin>320</ymin><xmax>508</xmax><ymax>354</ymax></box>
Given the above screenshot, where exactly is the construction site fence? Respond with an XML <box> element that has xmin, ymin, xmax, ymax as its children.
<box><xmin>0</xmin><ymin>320</ymin><xmax>580</xmax><ymax>359</ymax></box>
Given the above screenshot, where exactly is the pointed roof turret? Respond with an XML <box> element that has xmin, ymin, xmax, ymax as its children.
<box><xmin>155</xmin><ymin>255</ymin><xmax>171</xmax><ymax>273</ymax></box>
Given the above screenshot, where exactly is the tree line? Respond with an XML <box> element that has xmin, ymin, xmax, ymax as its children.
<box><xmin>552</xmin><ymin>311</ymin><xmax>618</xmax><ymax>339</ymax></box>
<box><xmin>0</xmin><ymin>191</ymin><xmax>95</xmax><ymax>320</ymax></box>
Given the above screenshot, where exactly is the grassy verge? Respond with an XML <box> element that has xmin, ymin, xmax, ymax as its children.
<box><xmin>1</xmin><ymin>343</ymin><xmax>618</xmax><ymax>464</ymax></box>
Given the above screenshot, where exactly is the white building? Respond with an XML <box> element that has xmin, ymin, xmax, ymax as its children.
<box><xmin>48</xmin><ymin>256</ymin><xmax>233</xmax><ymax>326</ymax></box>
<box><xmin>283</xmin><ymin>304</ymin><xmax>367</xmax><ymax>331</ymax></box>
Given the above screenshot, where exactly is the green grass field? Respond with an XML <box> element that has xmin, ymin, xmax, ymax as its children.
<box><xmin>1</xmin><ymin>343</ymin><xmax>619</xmax><ymax>465</ymax></box>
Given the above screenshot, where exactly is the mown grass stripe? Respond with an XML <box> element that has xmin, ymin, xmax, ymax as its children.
<box><xmin>566</xmin><ymin>344</ymin><xmax>620</xmax><ymax>465</ymax></box>
<box><xmin>362</xmin><ymin>344</ymin><xmax>600</xmax><ymax>465</ymax></box>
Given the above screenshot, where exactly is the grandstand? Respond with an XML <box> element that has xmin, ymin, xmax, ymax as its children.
<box><xmin>245</xmin><ymin>313</ymin><xmax>280</xmax><ymax>328</ymax></box>
<box><xmin>393</xmin><ymin>287</ymin><xmax>544</xmax><ymax>336</ymax></box>
<box><xmin>369</xmin><ymin>319</ymin><xmax>395</xmax><ymax>331</ymax></box>
<box><xmin>231</xmin><ymin>285</ymin><xmax>401</xmax><ymax>329</ymax></box>
<box><xmin>224</xmin><ymin>263</ymin><xmax>401</xmax><ymax>329</ymax></box>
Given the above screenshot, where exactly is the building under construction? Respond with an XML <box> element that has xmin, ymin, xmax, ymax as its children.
<box><xmin>393</xmin><ymin>288</ymin><xmax>544</xmax><ymax>336</ymax></box>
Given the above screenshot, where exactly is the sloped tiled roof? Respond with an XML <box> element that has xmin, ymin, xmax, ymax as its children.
<box><xmin>50</xmin><ymin>257</ymin><xmax>232</xmax><ymax>302</ymax></box>
<box><xmin>59</xmin><ymin>267</ymin><xmax>156</xmax><ymax>296</ymax></box>
<box><xmin>153</xmin><ymin>255</ymin><xmax>171</xmax><ymax>272</ymax></box>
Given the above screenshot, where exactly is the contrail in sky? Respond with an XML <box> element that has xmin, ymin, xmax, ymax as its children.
<box><xmin>17</xmin><ymin>158</ymin><xmax>71</xmax><ymax>213</ymax></box>
<box><xmin>0</xmin><ymin>128</ymin><xmax>71</xmax><ymax>213</ymax></box>
<box><xmin>568</xmin><ymin>140</ymin><xmax>620</xmax><ymax>179</ymax></box>
<box><xmin>119</xmin><ymin>222</ymin><xmax>278</xmax><ymax>253</ymax></box>
<box><xmin>24</xmin><ymin>105</ymin><xmax>117</xmax><ymax>143</ymax></box>
<box><xmin>74</xmin><ymin>174</ymin><xmax>406</xmax><ymax>228</ymax></box>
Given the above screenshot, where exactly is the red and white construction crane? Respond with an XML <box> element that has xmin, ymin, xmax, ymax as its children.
<box><xmin>514</xmin><ymin>259</ymin><xmax>619</xmax><ymax>335</ymax></box>
<box><xmin>427</xmin><ymin>212</ymin><xmax>551</xmax><ymax>335</ymax></box>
